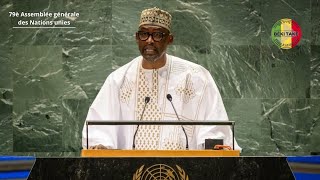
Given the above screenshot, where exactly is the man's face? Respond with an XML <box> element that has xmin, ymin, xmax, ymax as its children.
<box><xmin>136</xmin><ymin>25</ymin><xmax>173</xmax><ymax>62</ymax></box>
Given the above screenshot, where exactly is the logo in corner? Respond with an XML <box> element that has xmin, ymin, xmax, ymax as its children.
<box><xmin>271</xmin><ymin>18</ymin><xmax>302</xmax><ymax>49</ymax></box>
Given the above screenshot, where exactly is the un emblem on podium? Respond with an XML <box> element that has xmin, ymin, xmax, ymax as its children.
<box><xmin>133</xmin><ymin>164</ymin><xmax>189</xmax><ymax>180</ymax></box>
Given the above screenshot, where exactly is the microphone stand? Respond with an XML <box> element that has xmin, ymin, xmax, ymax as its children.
<box><xmin>166</xmin><ymin>94</ymin><xmax>189</xmax><ymax>150</ymax></box>
<box><xmin>132</xmin><ymin>97</ymin><xmax>150</xmax><ymax>150</ymax></box>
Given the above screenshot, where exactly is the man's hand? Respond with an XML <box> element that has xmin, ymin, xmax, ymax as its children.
<box><xmin>88</xmin><ymin>144</ymin><xmax>109</xmax><ymax>150</ymax></box>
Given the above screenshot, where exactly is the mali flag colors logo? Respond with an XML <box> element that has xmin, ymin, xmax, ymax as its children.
<box><xmin>271</xmin><ymin>18</ymin><xmax>302</xmax><ymax>49</ymax></box>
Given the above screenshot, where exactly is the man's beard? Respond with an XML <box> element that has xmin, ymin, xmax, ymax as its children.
<box><xmin>143</xmin><ymin>54</ymin><xmax>160</xmax><ymax>62</ymax></box>
<box><xmin>142</xmin><ymin>46</ymin><xmax>160</xmax><ymax>62</ymax></box>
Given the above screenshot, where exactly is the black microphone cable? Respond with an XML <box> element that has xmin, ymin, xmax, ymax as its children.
<box><xmin>132</xmin><ymin>96</ymin><xmax>150</xmax><ymax>150</ymax></box>
<box><xmin>166</xmin><ymin>94</ymin><xmax>189</xmax><ymax>150</ymax></box>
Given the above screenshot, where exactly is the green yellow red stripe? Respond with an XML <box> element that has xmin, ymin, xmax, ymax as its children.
<box><xmin>271</xmin><ymin>18</ymin><xmax>302</xmax><ymax>49</ymax></box>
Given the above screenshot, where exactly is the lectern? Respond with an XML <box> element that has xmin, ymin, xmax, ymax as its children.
<box><xmin>81</xmin><ymin>149</ymin><xmax>240</xmax><ymax>157</ymax></box>
<box><xmin>85</xmin><ymin>120</ymin><xmax>238</xmax><ymax>150</ymax></box>
<box><xmin>80</xmin><ymin>149</ymin><xmax>240</xmax><ymax>179</ymax></box>
<box><xmin>83</xmin><ymin>120</ymin><xmax>240</xmax><ymax>157</ymax></box>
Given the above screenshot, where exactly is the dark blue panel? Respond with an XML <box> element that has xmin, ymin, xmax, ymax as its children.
<box><xmin>287</xmin><ymin>156</ymin><xmax>320</xmax><ymax>164</ymax></box>
<box><xmin>0</xmin><ymin>170</ymin><xmax>30</xmax><ymax>179</ymax></box>
<box><xmin>293</xmin><ymin>172</ymin><xmax>320</xmax><ymax>180</ymax></box>
<box><xmin>0</xmin><ymin>156</ymin><xmax>35</xmax><ymax>161</ymax></box>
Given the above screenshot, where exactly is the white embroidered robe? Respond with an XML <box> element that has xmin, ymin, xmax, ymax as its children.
<box><xmin>82</xmin><ymin>54</ymin><xmax>241</xmax><ymax>150</ymax></box>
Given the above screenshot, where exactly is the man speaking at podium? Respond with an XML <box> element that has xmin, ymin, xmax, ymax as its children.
<box><xmin>82</xmin><ymin>7</ymin><xmax>240</xmax><ymax>151</ymax></box>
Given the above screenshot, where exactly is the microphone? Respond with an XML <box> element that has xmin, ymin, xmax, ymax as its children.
<box><xmin>132</xmin><ymin>96</ymin><xmax>150</xmax><ymax>150</ymax></box>
<box><xmin>166</xmin><ymin>94</ymin><xmax>189</xmax><ymax>150</ymax></box>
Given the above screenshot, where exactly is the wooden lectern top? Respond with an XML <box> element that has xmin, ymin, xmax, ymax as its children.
<box><xmin>81</xmin><ymin>149</ymin><xmax>240</xmax><ymax>157</ymax></box>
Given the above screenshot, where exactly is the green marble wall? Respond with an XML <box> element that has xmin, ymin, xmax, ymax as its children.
<box><xmin>0</xmin><ymin>0</ymin><xmax>319</xmax><ymax>156</ymax></box>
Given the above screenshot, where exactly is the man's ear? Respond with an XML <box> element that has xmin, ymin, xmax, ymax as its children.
<box><xmin>168</xmin><ymin>34</ymin><xmax>174</xmax><ymax>44</ymax></box>
<box><xmin>135</xmin><ymin>32</ymin><xmax>139</xmax><ymax>43</ymax></box>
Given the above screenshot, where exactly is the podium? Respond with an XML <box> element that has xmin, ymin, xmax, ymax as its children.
<box><xmin>28</xmin><ymin>151</ymin><xmax>294</xmax><ymax>179</ymax></box>
<box><xmin>48</xmin><ymin>120</ymin><xmax>291</xmax><ymax>179</ymax></box>
<box><xmin>81</xmin><ymin>149</ymin><xmax>240</xmax><ymax>157</ymax></box>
